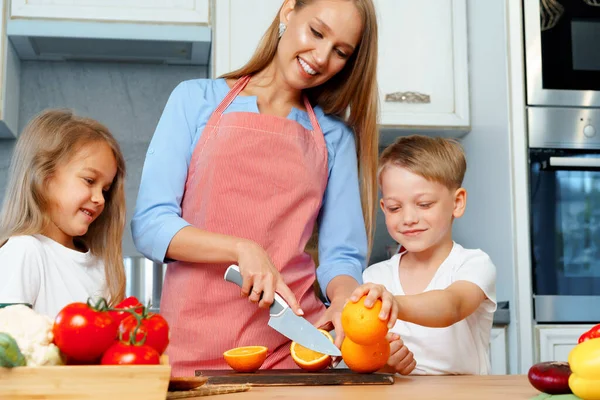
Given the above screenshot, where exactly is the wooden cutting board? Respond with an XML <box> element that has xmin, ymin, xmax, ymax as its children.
<box><xmin>194</xmin><ymin>369</ymin><xmax>394</xmax><ymax>386</ymax></box>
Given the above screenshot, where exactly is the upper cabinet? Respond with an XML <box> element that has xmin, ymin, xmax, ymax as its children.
<box><xmin>10</xmin><ymin>0</ymin><xmax>210</xmax><ymax>24</ymax></box>
<box><xmin>7</xmin><ymin>0</ymin><xmax>211</xmax><ymax>65</ymax></box>
<box><xmin>375</xmin><ymin>0</ymin><xmax>470</xmax><ymax>133</ymax></box>
<box><xmin>213</xmin><ymin>0</ymin><xmax>282</xmax><ymax>78</ymax></box>
<box><xmin>213</xmin><ymin>0</ymin><xmax>470</xmax><ymax>134</ymax></box>
<box><xmin>0</xmin><ymin>0</ymin><xmax>20</xmax><ymax>138</ymax></box>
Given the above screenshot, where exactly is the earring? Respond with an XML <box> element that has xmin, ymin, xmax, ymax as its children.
<box><xmin>278</xmin><ymin>22</ymin><xmax>287</xmax><ymax>38</ymax></box>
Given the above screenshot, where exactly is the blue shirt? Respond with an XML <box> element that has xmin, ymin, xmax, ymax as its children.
<box><xmin>131</xmin><ymin>78</ymin><xmax>366</xmax><ymax>297</ymax></box>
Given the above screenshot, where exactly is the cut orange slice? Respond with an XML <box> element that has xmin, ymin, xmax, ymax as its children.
<box><xmin>290</xmin><ymin>329</ymin><xmax>334</xmax><ymax>372</ymax></box>
<box><xmin>223</xmin><ymin>345</ymin><xmax>268</xmax><ymax>373</ymax></box>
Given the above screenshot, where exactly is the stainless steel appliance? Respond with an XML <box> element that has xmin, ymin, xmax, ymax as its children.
<box><xmin>525</xmin><ymin>0</ymin><xmax>600</xmax><ymax>322</ymax></box>
<box><xmin>529</xmin><ymin>108</ymin><xmax>600</xmax><ymax>322</ymax></box>
<box><xmin>524</xmin><ymin>0</ymin><xmax>600</xmax><ymax>108</ymax></box>
<box><xmin>123</xmin><ymin>257</ymin><xmax>166</xmax><ymax>313</ymax></box>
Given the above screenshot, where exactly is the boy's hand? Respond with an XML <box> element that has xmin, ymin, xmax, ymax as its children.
<box><xmin>349</xmin><ymin>283</ymin><xmax>399</xmax><ymax>329</ymax></box>
<box><xmin>386</xmin><ymin>332</ymin><xmax>416</xmax><ymax>375</ymax></box>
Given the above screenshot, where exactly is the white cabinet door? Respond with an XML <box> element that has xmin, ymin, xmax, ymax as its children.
<box><xmin>536</xmin><ymin>325</ymin><xmax>593</xmax><ymax>363</ymax></box>
<box><xmin>489</xmin><ymin>327</ymin><xmax>508</xmax><ymax>375</ymax></box>
<box><xmin>213</xmin><ymin>0</ymin><xmax>281</xmax><ymax>78</ymax></box>
<box><xmin>0</xmin><ymin>0</ymin><xmax>20</xmax><ymax>138</ymax></box>
<box><xmin>375</xmin><ymin>0</ymin><xmax>469</xmax><ymax>130</ymax></box>
<box><xmin>10</xmin><ymin>0</ymin><xmax>209</xmax><ymax>24</ymax></box>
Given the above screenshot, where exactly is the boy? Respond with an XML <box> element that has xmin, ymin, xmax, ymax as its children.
<box><xmin>350</xmin><ymin>135</ymin><xmax>496</xmax><ymax>375</ymax></box>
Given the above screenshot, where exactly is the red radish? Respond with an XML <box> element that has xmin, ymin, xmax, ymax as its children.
<box><xmin>527</xmin><ymin>361</ymin><xmax>572</xmax><ymax>394</ymax></box>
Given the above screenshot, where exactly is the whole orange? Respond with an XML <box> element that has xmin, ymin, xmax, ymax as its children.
<box><xmin>223</xmin><ymin>346</ymin><xmax>267</xmax><ymax>372</ymax></box>
<box><xmin>341</xmin><ymin>337</ymin><xmax>390</xmax><ymax>374</ymax></box>
<box><xmin>341</xmin><ymin>296</ymin><xmax>388</xmax><ymax>345</ymax></box>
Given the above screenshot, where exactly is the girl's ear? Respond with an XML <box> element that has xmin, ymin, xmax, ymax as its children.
<box><xmin>452</xmin><ymin>187</ymin><xmax>467</xmax><ymax>218</ymax></box>
<box><xmin>279</xmin><ymin>0</ymin><xmax>296</xmax><ymax>26</ymax></box>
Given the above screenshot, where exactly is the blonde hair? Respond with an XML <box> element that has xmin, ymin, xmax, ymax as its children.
<box><xmin>378</xmin><ymin>135</ymin><xmax>467</xmax><ymax>190</ymax></box>
<box><xmin>221</xmin><ymin>0</ymin><xmax>379</xmax><ymax>254</ymax></box>
<box><xmin>0</xmin><ymin>109</ymin><xmax>126</xmax><ymax>305</ymax></box>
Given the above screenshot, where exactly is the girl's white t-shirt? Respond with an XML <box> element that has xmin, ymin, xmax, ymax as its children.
<box><xmin>0</xmin><ymin>234</ymin><xmax>107</xmax><ymax>318</ymax></box>
<box><xmin>363</xmin><ymin>242</ymin><xmax>497</xmax><ymax>375</ymax></box>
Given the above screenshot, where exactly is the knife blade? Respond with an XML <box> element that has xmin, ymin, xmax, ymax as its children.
<box><xmin>223</xmin><ymin>264</ymin><xmax>341</xmax><ymax>357</ymax></box>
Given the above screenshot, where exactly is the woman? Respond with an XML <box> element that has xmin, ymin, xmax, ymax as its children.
<box><xmin>132</xmin><ymin>0</ymin><xmax>379</xmax><ymax>376</ymax></box>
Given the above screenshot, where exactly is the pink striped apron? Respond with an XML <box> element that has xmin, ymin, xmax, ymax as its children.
<box><xmin>160</xmin><ymin>75</ymin><xmax>329</xmax><ymax>377</ymax></box>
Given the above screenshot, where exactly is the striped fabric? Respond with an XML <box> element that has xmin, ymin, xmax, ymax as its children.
<box><xmin>160</xmin><ymin>75</ymin><xmax>330</xmax><ymax>376</ymax></box>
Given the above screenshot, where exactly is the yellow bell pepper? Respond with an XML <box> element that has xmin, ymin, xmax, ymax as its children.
<box><xmin>569</xmin><ymin>338</ymin><xmax>600</xmax><ymax>399</ymax></box>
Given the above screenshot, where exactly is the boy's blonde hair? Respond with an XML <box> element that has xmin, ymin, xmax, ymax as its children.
<box><xmin>378</xmin><ymin>135</ymin><xmax>467</xmax><ymax>190</ymax></box>
<box><xmin>0</xmin><ymin>109</ymin><xmax>126</xmax><ymax>305</ymax></box>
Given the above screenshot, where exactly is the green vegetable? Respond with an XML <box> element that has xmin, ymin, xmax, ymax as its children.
<box><xmin>0</xmin><ymin>332</ymin><xmax>26</xmax><ymax>368</ymax></box>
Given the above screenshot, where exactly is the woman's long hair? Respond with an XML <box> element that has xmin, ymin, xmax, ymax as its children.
<box><xmin>0</xmin><ymin>109</ymin><xmax>127</xmax><ymax>305</ymax></box>
<box><xmin>221</xmin><ymin>0</ymin><xmax>379</xmax><ymax>255</ymax></box>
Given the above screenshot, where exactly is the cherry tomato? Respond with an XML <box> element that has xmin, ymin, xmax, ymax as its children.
<box><xmin>119</xmin><ymin>313</ymin><xmax>170</xmax><ymax>355</ymax></box>
<box><xmin>109</xmin><ymin>296</ymin><xmax>144</xmax><ymax>327</ymax></box>
<box><xmin>53</xmin><ymin>302</ymin><xmax>118</xmax><ymax>362</ymax></box>
<box><xmin>100</xmin><ymin>342</ymin><xmax>160</xmax><ymax>365</ymax></box>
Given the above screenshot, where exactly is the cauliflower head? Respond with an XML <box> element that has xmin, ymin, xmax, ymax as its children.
<box><xmin>0</xmin><ymin>305</ymin><xmax>65</xmax><ymax>366</ymax></box>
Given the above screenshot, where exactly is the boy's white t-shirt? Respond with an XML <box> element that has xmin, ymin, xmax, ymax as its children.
<box><xmin>363</xmin><ymin>242</ymin><xmax>497</xmax><ymax>375</ymax></box>
<box><xmin>0</xmin><ymin>234</ymin><xmax>107</xmax><ymax>318</ymax></box>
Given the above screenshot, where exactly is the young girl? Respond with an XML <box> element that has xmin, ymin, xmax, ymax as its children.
<box><xmin>0</xmin><ymin>109</ymin><xmax>127</xmax><ymax>318</ymax></box>
<box><xmin>132</xmin><ymin>0</ymin><xmax>379</xmax><ymax>375</ymax></box>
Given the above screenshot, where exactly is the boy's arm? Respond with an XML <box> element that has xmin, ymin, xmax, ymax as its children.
<box><xmin>395</xmin><ymin>281</ymin><xmax>487</xmax><ymax>328</ymax></box>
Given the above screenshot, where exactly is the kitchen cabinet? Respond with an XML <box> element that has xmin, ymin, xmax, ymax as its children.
<box><xmin>489</xmin><ymin>326</ymin><xmax>508</xmax><ymax>375</ymax></box>
<box><xmin>375</xmin><ymin>0</ymin><xmax>469</xmax><ymax>132</ymax></box>
<box><xmin>0</xmin><ymin>0</ymin><xmax>20</xmax><ymax>138</ymax></box>
<box><xmin>536</xmin><ymin>325</ymin><xmax>593</xmax><ymax>362</ymax></box>
<box><xmin>213</xmin><ymin>0</ymin><xmax>469</xmax><ymax>133</ymax></box>
<box><xmin>10</xmin><ymin>0</ymin><xmax>210</xmax><ymax>24</ymax></box>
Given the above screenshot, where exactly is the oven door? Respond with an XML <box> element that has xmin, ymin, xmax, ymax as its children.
<box><xmin>524</xmin><ymin>0</ymin><xmax>600</xmax><ymax>107</ymax></box>
<box><xmin>530</xmin><ymin>149</ymin><xmax>600</xmax><ymax>322</ymax></box>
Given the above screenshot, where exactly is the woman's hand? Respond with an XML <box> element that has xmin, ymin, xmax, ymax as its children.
<box><xmin>386</xmin><ymin>332</ymin><xmax>416</xmax><ymax>375</ymax></box>
<box><xmin>235</xmin><ymin>240</ymin><xmax>303</xmax><ymax>315</ymax></box>
<box><xmin>349</xmin><ymin>283</ymin><xmax>399</xmax><ymax>329</ymax></box>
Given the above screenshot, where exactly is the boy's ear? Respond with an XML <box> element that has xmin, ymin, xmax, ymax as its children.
<box><xmin>452</xmin><ymin>187</ymin><xmax>467</xmax><ymax>218</ymax></box>
<box><xmin>279</xmin><ymin>0</ymin><xmax>296</xmax><ymax>25</ymax></box>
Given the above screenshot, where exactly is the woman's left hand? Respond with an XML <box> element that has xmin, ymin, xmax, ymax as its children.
<box><xmin>313</xmin><ymin>296</ymin><xmax>347</xmax><ymax>349</ymax></box>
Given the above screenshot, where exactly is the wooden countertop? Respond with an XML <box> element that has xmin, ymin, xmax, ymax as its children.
<box><xmin>208</xmin><ymin>375</ymin><xmax>540</xmax><ymax>400</ymax></box>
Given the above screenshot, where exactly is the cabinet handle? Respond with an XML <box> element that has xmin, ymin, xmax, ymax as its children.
<box><xmin>385</xmin><ymin>91</ymin><xmax>430</xmax><ymax>104</ymax></box>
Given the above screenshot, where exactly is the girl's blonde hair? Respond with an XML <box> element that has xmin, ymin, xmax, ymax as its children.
<box><xmin>0</xmin><ymin>109</ymin><xmax>127</xmax><ymax>305</ymax></box>
<box><xmin>378</xmin><ymin>135</ymin><xmax>467</xmax><ymax>190</ymax></box>
<box><xmin>221</xmin><ymin>0</ymin><xmax>380</xmax><ymax>254</ymax></box>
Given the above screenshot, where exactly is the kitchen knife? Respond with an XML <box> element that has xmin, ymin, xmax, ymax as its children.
<box><xmin>224</xmin><ymin>265</ymin><xmax>341</xmax><ymax>357</ymax></box>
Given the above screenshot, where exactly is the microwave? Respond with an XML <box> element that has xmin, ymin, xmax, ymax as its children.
<box><xmin>524</xmin><ymin>0</ymin><xmax>600</xmax><ymax>108</ymax></box>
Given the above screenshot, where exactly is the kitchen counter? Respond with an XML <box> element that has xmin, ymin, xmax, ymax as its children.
<box><xmin>208</xmin><ymin>375</ymin><xmax>539</xmax><ymax>400</ymax></box>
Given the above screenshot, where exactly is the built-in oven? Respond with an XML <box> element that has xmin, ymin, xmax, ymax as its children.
<box><xmin>524</xmin><ymin>0</ymin><xmax>600</xmax><ymax>107</ymax></box>
<box><xmin>529</xmin><ymin>108</ymin><xmax>600</xmax><ymax>322</ymax></box>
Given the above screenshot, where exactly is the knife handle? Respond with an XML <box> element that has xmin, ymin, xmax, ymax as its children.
<box><xmin>224</xmin><ymin>265</ymin><xmax>287</xmax><ymax>316</ymax></box>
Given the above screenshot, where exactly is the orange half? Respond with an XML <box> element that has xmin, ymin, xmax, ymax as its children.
<box><xmin>290</xmin><ymin>329</ymin><xmax>334</xmax><ymax>372</ymax></box>
<box><xmin>223</xmin><ymin>346</ymin><xmax>268</xmax><ymax>373</ymax></box>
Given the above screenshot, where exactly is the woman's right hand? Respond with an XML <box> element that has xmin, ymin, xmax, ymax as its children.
<box><xmin>235</xmin><ymin>240</ymin><xmax>303</xmax><ymax>316</ymax></box>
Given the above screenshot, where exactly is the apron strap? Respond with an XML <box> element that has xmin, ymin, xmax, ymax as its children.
<box><xmin>213</xmin><ymin>75</ymin><xmax>252</xmax><ymax>116</ymax></box>
<box><xmin>302</xmin><ymin>95</ymin><xmax>323</xmax><ymax>135</ymax></box>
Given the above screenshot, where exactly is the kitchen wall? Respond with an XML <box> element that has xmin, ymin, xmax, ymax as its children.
<box><xmin>0</xmin><ymin>61</ymin><xmax>207</xmax><ymax>255</ymax></box>
<box><xmin>370</xmin><ymin>0</ymin><xmax>517</xmax><ymax>373</ymax></box>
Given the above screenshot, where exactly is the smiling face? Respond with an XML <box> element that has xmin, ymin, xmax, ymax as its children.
<box><xmin>379</xmin><ymin>165</ymin><xmax>466</xmax><ymax>254</ymax></box>
<box><xmin>277</xmin><ymin>0</ymin><xmax>363</xmax><ymax>90</ymax></box>
<box><xmin>43</xmin><ymin>141</ymin><xmax>118</xmax><ymax>249</ymax></box>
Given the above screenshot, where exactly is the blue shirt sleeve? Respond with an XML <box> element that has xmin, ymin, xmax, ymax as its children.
<box><xmin>131</xmin><ymin>81</ymin><xmax>201</xmax><ymax>263</ymax></box>
<box><xmin>316</xmin><ymin>121</ymin><xmax>367</xmax><ymax>300</ymax></box>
